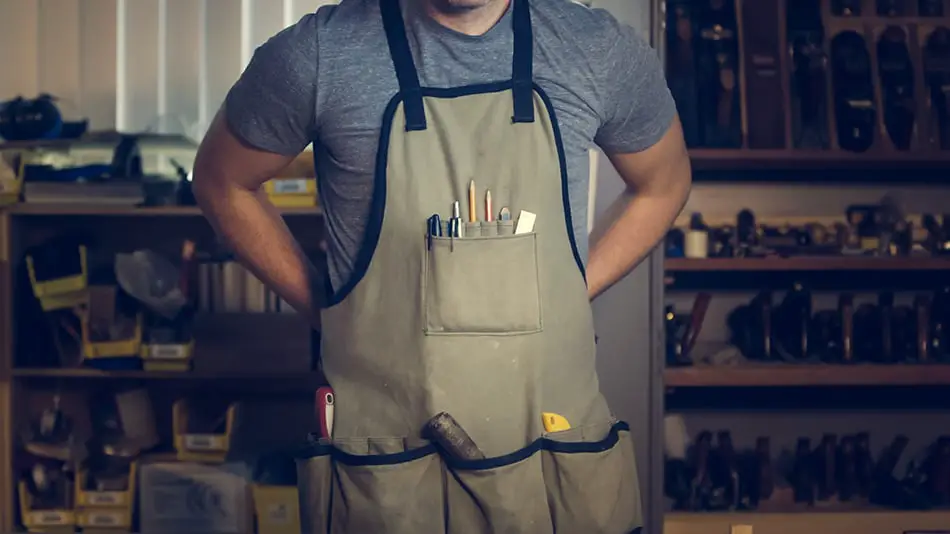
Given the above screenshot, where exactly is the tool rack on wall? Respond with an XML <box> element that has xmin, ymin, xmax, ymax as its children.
<box><xmin>657</xmin><ymin>0</ymin><xmax>950</xmax><ymax>530</ymax></box>
<box><xmin>662</xmin><ymin>0</ymin><xmax>950</xmax><ymax>183</ymax></box>
<box><xmin>0</xmin><ymin>200</ymin><xmax>324</xmax><ymax>532</ymax></box>
<box><xmin>662</xmin><ymin>254</ymin><xmax>950</xmax><ymax>534</ymax></box>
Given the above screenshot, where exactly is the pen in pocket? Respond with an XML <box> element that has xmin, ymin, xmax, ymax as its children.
<box><xmin>450</xmin><ymin>201</ymin><xmax>462</xmax><ymax>238</ymax></box>
<box><xmin>427</xmin><ymin>214</ymin><xmax>442</xmax><ymax>249</ymax></box>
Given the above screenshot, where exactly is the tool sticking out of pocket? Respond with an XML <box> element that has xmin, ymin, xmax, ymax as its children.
<box><xmin>515</xmin><ymin>210</ymin><xmax>537</xmax><ymax>234</ymax></box>
<box><xmin>316</xmin><ymin>386</ymin><xmax>335</xmax><ymax>439</ymax></box>
<box><xmin>423</xmin><ymin>412</ymin><xmax>484</xmax><ymax>460</ymax></box>
<box><xmin>542</xmin><ymin>412</ymin><xmax>571</xmax><ymax>433</ymax></box>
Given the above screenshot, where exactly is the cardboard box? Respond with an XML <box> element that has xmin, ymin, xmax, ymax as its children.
<box><xmin>139</xmin><ymin>461</ymin><xmax>251</xmax><ymax>534</ymax></box>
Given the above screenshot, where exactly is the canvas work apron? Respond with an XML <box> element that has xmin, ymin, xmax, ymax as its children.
<box><xmin>296</xmin><ymin>0</ymin><xmax>642</xmax><ymax>532</ymax></box>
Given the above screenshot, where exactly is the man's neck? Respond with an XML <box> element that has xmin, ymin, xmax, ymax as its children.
<box><xmin>423</xmin><ymin>0</ymin><xmax>511</xmax><ymax>36</ymax></box>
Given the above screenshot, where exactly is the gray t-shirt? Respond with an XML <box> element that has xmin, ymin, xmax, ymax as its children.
<box><xmin>226</xmin><ymin>0</ymin><xmax>675</xmax><ymax>291</ymax></box>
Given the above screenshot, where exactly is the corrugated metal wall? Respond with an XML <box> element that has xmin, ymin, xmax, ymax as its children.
<box><xmin>0</xmin><ymin>0</ymin><xmax>334</xmax><ymax>139</ymax></box>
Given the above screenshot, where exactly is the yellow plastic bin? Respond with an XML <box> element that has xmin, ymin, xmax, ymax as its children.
<box><xmin>18</xmin><ymin>480</ymin><xmax>76</xmax><ymax>534</ymax></box>
<box><xmin>173</xmin><ymin>399</ymin><xmax>237</xmax><ymax>463</ymax></box>
<box><xmin>26</xmin><ymin>245</ymin><xmax>89</xmax><ymax>311</ymax></box>
<box><xmin>81</xmin><ymin>313</ymin><xmax>143</xmax><ymax>360</ymax></box>
<box><xmin>265</xmin><ymin>177</ymin><xmax>317</xmax><ymax>208</ymax></box>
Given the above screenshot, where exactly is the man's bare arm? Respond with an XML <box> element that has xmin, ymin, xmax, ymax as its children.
<box><xmin>586</xmin><ymin>116</ymin><xmax>691</xmax><ymax>300</ymax></box>
<box><xmin>192</xmin><ymin>110</ymin><xmax>323</xmax><ymax>325</ymax></box>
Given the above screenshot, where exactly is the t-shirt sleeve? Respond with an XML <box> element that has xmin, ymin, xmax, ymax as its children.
<box><xmin>594</xmin><ymin>20</ymin><xmax>676</xmax><ymax>154</ymax></box>
<box><xmin>224</xmin><ymin>14</ymin><xmax>320</xmax><ymax>156</ymax></box>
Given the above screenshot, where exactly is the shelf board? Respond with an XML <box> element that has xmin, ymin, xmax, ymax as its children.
<box><xmin>665</xmin><ymin>509</ymin><xmax>950</xmax><ymax>534</ymax></box>
<box><xmin>666</xmin><ymin>509</ymin><xmax>950</xmax><ymax>518</ymax></box>
<box><xmin>0</xmin><ymin>132</ymin><xmax>197</xmax><ymax>151</ymax></box>
<box><xmin>665</xmin><ymin>364</ymin><xmax>950</xmax><ymax>387</ymax></box>
<box><xmin>665</xmin><ymin>256</ymin><xmax>950</xmax><ymax>272</ymax></box>
<box><xmin>688</xmin><ymin>148</ymin><xmax>950</xmax><ymax>171</ymax></box>
<box><xmin>12</xmin><ymin>367</ymin><xmax>325</xmax><ymax>381</ymax></box>
<box><xmin>3</xmin><ymin>204</ymin><xmax>321</xmax><ymax>216</ymax></box>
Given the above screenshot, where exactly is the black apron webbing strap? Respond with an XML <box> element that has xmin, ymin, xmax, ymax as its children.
<box><xmin>379</xmin><ymin>0</ymin><xmax>535</xmax><ymax>128</ymax></box>
<box><xmin>511</xmin><ymin>0</ymin><xmax>535</xmax><ymax>123</ymax></box>
<box><xmin>380</xmin><ymin>0</ymin><xmax>427</xmax><ymax>130</ymax></box>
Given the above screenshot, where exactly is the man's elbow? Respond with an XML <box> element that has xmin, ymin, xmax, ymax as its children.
<box><xmin>190</xmin><ymin>164</ymin><xmax>217</xmax><ymax>208</ymax></box>
<box><xmin>671</xmin><ymin>154</ymin><xmax>692</xmax><ymax>201</ymax></box>
<box><xmin>190</xmin><ymin>157</ymin><xmax>235</xmax><ymax>213</ymax></box>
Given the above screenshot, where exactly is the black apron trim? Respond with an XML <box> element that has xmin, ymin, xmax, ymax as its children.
<box><xmin>533</xmin><ymin>84</ymin><xmax>586</xmax><ymax>280</ymax></box>
<box><xmin>295</xmin><ymin>421</ymin><xmax>631</xmax><ymax>468</ymax></box>
<box><xmin>320</xmin><ymin>80</ymin><xmax>585</xmax><ymax>307</ymax></box>
<box><xmin>380</xmin><ymin>0</ymin><xmax>427</xmax><ymax>130</ymax></box>
<box><xmin>379</xmin><ymin>0</ymin><xmax>535</xmax><ymax>130</ymax></box>
<box><xmin>511</xmin><ymin>0</ymin><xmax>535</xmax><ymax>123</ymax></box>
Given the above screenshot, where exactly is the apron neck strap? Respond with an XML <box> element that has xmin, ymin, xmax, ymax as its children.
<box><xmin>511</xmin><ymin>0</ymin><xmax>535</xmax><ymax>123</ymax></box>
<box><xmin>380</xmin><ymin>0</ymin><xmax>427</xmax><ymax>130</ymax></box>
<box><xmin>380</xmin><ymin>0</ymin><xmax>535</xmax><ymax>130</ymax></box>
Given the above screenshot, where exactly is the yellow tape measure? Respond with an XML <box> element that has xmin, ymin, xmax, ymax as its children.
<box><xmin>542</xmin><ymin>412</ymin><xmax>571</xmax><ymax>433</ymax></box>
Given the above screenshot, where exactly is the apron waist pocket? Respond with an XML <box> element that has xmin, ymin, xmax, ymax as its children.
<box><xmin>295</xmin><ymin>421</ymin><xmax>641</xmax><ymax>534</ymax></box>
<box><xmin>296</xmin><ymin>437</ymin><xmax>444</xmax><ymax>534</ymax></box>
<box><xmin>541</xmin><ymin>420</ymin><xmax>643</xmax><ymax>533</ymax></box>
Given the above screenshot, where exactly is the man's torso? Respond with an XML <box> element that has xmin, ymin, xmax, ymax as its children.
<box><xmin>229</xmin><ymin>0</ymin><xmax>667</xmax><ymax>290</ymax></box>
<box><xmin>313</xmin><ymin>0</ymin><xmax>635</xmax><ymax>289</ymax></box>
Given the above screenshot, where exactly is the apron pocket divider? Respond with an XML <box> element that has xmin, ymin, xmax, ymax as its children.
<box><xmin>463</xmin><ymin>221</ymin><xmax>481</xmax><ymax>238</ymax></box>
<box><xmin>480</xmin><ymin>221</ymin><xmax>498</xmax><ymax>237</ymax></box>
<box><xmin>296</xmin><ymin>437</ymin><xmax>445</xmax><ymax>534</ymax></box>
<box><xmin>329</xmin><ymin>438</ymin><xmax>444</xmax><ymax>534</ymax></box>
<box><xmin>444</xmin><ymin>442</ymin><xmax>554</xmax><ymax>534</ymax></box>
<box><xmin>424</xmin><ymin>232</ymin><xmax>542</xmax><ymax>335</ymax></box>
<box><xmin>541</xmin><ymin>420</ymin><xmax>642</xmax><ymax>533</ymax></box>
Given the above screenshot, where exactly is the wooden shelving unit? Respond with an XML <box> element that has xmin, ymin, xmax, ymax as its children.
<box><xmin>688</xmin><ymin>148</ymin><xmax>950</xmax><ymax>170</ymax></box>
<box><xmin>4</xmin><ymin>204</ymin><xmax>321</xmax><ymax>217</ymax></box>
<box><xmin>12</xmin><ymin>367</ymin><xmax>325</xmax><ymax>381</ymax></box>
<box><xmin>665</xmin><ymin>363</ymin><xmax>950</xmax><ymax>388</ymax></box>
<box><xmin>666</xmin><ymin>256</ymin><xmax>950</xmax><ymax>272</ymax></box>
<box><xmin>663</xmin><ymin>167</ymin><xmax>950</xmax><ymax>526</ymax></box>
<box><xmin>0</xmin><ymin>200</ymin><xmax>324</xmax><ymax>531</ymax></box>
<box><xmin>686</xmin><ymin>149</ymin><xmax>950</xmax><ymax>184</ymax></box>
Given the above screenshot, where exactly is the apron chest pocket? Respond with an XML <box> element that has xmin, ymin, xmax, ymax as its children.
<box><xmin>424</xmin><ymin>232</ymin><xmax>542</xmax><ymax>335</ymax></box>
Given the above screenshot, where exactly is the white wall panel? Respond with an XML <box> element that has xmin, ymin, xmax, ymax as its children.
<box><xmin>0</xmin><ymin>0</ymin><xmax>334</xmax><ymax>139</ymax></box>
<box><xmin>247</xmin><ymin>0</ymin><xmax>284</xmax><ymax>58</ymax></box>
<box><xmin>79</xmin><ymin>0</ymin><xmax>118</xmax><ymax>130</ymax></box>
<box><xmin>117</xmin><ymin>0</ymin><xmax>160</xmax><ymax>132</ymax></box>
<box><xmin>164</xmin><ymin>0</ymin><xmax>202</xmax><ymax>136</ymax></box>
<box><xmin>0</xmin><ymin>1</ymin><xmax>40</xmax><ymax>99</ymax></box>
<box><xmin>202</xmin><ymin>0</ymin><xmax>242</xmax><ymax>130</ymax></box>
<box><xmin>38</xmin><ymin>0</ymin><xmax>82</xmax><ymax>117</ymax></box>
<box><xmin>292</xmin><ymin>0</ymin><xmax>331</xmax><ymax>20</ymax></box>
